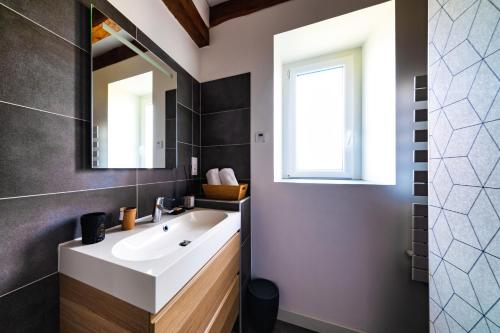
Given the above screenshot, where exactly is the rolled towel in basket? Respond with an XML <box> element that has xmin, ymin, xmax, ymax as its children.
<box><xmin>219</xmin><ymin>168</ymin><xmax>239</xmax><ymax>185</ymax></box>
<box><xmin>206</xmin><ymin>168</ymin><xmax>222</xmax><ymax>185</ymax></box>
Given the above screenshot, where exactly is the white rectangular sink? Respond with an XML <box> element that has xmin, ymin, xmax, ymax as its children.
<box><xmin>59</xmin><ymin>208</ymin><xmax>241</xmax><ymax>313</ymax></box>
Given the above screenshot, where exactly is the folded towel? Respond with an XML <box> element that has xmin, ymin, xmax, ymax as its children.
<box><xmin>206</xmin><ymin>168</ymin><xmax>222</xmax><ymax>185</ymax></box>
<box><xmin>219</xmin><ymin>168</ymin><xmax>239</xmax><ymax>185</ymax></box>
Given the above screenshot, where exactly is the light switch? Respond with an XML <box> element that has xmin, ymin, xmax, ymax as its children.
<box><xmin>255</xmin><ymin>132</ymin><xmax>266</xmax><ymax>143</ymax></box>
<box><xmin>191</xmin><ymin>157</ymin><xmax>198</xmax><ymax>176</ymax></box>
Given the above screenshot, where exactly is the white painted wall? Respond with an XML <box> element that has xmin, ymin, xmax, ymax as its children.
<box><xmin>361</xmin><ymin>4</ymin><xmax>396</xmax><ymax>184</ymax></box>
<box><xmin>200</xmin><ymin>0</ymin><xmax>428</xmax><ymax>332</ymax></box>
<box><xmin>108</xmin><ymin>0</ymin><xmax>201</xmax><ymax>79</ymax></box>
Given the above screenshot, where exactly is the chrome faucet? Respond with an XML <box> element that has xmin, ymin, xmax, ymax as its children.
<box><xmin>152</xmin><ymin>197</ymin><xmax>164</xmax><ymax>223</ymax></box>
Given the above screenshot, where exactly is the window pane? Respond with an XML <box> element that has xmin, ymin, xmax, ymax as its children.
<box><xmin>295</xmin><ymin>66</ymin><xmax>345</xmax><ymax>171</ymax></box>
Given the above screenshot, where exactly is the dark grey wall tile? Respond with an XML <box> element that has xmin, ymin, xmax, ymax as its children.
<box><xmin>201</xmin><ymin>73</ymin><xmax>250</xmax><ymax>113</ymax></box>
<box><xmin>241</xmin><ymin>238</ymin><xmax>251</xmax><ymax>288</ymax></box>
<box><xmin>137</xmin><ymin>168</ymin><xmax>176</xmax><ymax>185</ymax></box>
<box><xmin>195</xmin><ymin>199</ymin><xmax>241</xmax><ymax>211</ymax></box>
<box><xmin>166</xmin><ymin>119</ymin><xmax>176</xmax><ymax>149</ymax></box>
<box><xmin>177</xmin><ymin>69</ymin><xmax>193</xmax><ymax>109</ymax></box>
<box><xmin>0</xmin><ymin>273</ymin><xmax>58</xmax><ymax>333</ymax></box>
<box><xmin>188</xmin><ymin>179</ymin><xmax>201</xmax><ymax>196</ymax></box>
<box><xmin>166</xmin><ymin>149</ymin><xmax>176</xmax><ymax>170</ymax></box>
<box><xmin>178</xmin><ymin>104</ymin><xmax>193</xmax><ymax>144</ymax></box>
<box><xmin>240</xmin><ymin>198</ymin><xmax>251</xmax><ymax>243</ymax></box>
<box><xmin>201</xmin><ymin>144</ymin><xmax>250</xmax><ymax>180</ymax></box>
<box><xmin>0</xmin><ymin>6</ymin><xmax>89</xmax><ymax>120</ymax></box>
<box><xmin>175</xmin><ymin>165</ymin><xmax>190</xmax><ymax>181</ymax></box>
<box><xmin>175</xmin><ymin>180</ymin><xmax>188</xmax><ymax>199</ymax></box>
<box><xmin>178</xmin><ymin>142</ymin><xmax>192</xmax><ymax>169</ymax></box>
<box><xmin>193</xmin><ymin>79</ymin><xmax>200</xmax><ymax>113</ymax></box>
<box><xmin>137</xmin><ymin>181</ymin><xmax>175</xmax><ymax>217</ymax></box>
<box><xmin>165</xmin><ymin>90</ymin><xmax>176</xmax><ymax>119</ymax></box>
<box><xmin>0</xmin><ymin>186</ymin><xmax>135</xmax><ymax>296</ymax></box>
<box><xmin>193</xmin><ymin>112</ymin><xmax>200</xmax><ymax>146</ymax></box>
<box><xmin>0</xmin><ymin>0</ymin><xmax>90</xmax><ymax>51</ymax></box>
<box><xmin>0</xmin><ymin>103</ymin><xmax>136</xmax><ymax>198</ymax></box>
<box><xmin>201</xmin><ymin>109</ymin><xmax>250</xmax><ymax>146</ymax></box>
<box><xmin>0</xmin><ymin>0</ymin><xmax>198</xmax><ymax>330</ymax></box>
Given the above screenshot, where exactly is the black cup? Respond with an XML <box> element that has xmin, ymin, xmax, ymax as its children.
<box><xmin>80</xmin><ymin>212</ymin><xmax>106</xmax><ymax>244</ymax></box>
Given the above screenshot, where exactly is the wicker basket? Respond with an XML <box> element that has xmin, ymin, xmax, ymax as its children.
<box><xmin>202</xmin><ymin>183</ymin><xmax>248</xmax><ymax>201</ymax></box>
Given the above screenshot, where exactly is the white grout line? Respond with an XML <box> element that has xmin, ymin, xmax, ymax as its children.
<box><xmin>0</xmin><ymin>3</ymin><xmax>88</xmax><ymax>54</ymax></box>
<box><xmin>0</xmin><ymin>271</ymin><xmax>58</xmax><ymax>299</ymax></box>
<box><xmin>201</xmin><ymin>107</ymin><xmax>249</xmax><ymax>116</ymax></box>
<box><xmin>202</xmin><ymin>143</ymin><xmax>250</xmax><ymax>147</ymax></box>
<box><xmin>0</xmin><ymin>184</ymin><xmax>136</xmax><ymax>202</ymax></box>
<box><xmin>136</xmin><ymin>170</ymin><xmax>139</xmax><ymax>211</ymax></box>
<box><xmin>0</xmin><ymin>100</ymin><xmax>90</xmax><ymax>123</ymax></box>
<box><xmin>137</xmin><ymin>179</ymin><xmax>189</xmax><ymax>187</ymax></box>
<box><xmin>178</xmin><ymin>141</ymin><xmax>201</xmax><ymax>146</ymax></box>
<box><xmin>177</xmin><ymin>100</ymin><xmax>195</xmax><ymax>112</ymax></box>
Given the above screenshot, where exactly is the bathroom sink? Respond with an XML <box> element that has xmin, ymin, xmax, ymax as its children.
<box><xmin>58</xmin><ymin>208</ymin><xmax>240</xmax><ymax>313</ymax></box>
<box><xmin>112</xmin><ymin>210</ymin><xmax>227</xmax><ymax>261</ymax></box>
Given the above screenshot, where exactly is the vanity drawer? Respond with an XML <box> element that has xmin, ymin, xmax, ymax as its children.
<box><xmin>206</xmin><ymin>276</ymin><xmax>240</xmax><ymax>333</ymax></box>
<box><xmin>150</xmin><ymin>232</ymin><xmax>241</xmax><ymax>333</ymax></box>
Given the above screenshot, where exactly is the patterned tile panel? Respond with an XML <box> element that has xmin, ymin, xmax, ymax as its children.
<box><xmin>428</xmin><ymin>0</ymin><xmax>500</xmax><ymax>332</ymax></box>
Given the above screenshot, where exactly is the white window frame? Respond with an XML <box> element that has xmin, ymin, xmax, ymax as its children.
<box><xmin>282</xmin><ymin>49</ymin><xmax>362</xmax><ymax>180</ymax></box>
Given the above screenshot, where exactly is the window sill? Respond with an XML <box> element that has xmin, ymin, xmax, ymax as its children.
<box><xmin>274</xmin><ymin>178</ymin><xmax>395</xmax><ymax>186</ymax></box>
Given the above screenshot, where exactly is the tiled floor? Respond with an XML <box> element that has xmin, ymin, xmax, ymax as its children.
<box><xmin>272</xmin><ymin>320</ymin><xmax>317</xmax><ymax>333</ymax></box>
<box><xmin>234</xmin><ymin>319</ymin><xmax>317</xmax><ymax>333</ymax></box>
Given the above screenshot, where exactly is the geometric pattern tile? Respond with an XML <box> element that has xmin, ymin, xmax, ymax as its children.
<box><xmin>444</xmin><ymin>157</ymin><xmax>481</xmax><ymax>186</ymax></box>
<box><xmin>443</xmin><ymin>99</ymin><xmax>481</xmax><ymax>129</ymax></box>
<box><xmin>444</xmin><ymin>124</ymin><xmax>481</xmax><ymax>157</ymax></box>
<box><xmin>468</xmin><ymin>127</ymin><xmax>499</xmax><ymax>184</ymax></box>
<box><xmin>469</xmin><ymin>255</ymin><xmax>499</xmax><ymax>313</ymax></box>
<box><xmin>444</xmin><ymin>295</ymin><xmax>482</xmax><ymax>331</ymax></box>
<box><xmin>469</xmin><ymin>63</ymin><xmax>499</xmax><ymax>120</ymax></box>
<box><xmin>468</xmin><ymin>190</ymin><xmax>500</xmax><ymax>248</ymax></box>
<box><xmin>444</xmin><ymin>210</ymin><xmax>481</xmax><ymax>248</ymax></box>
<box><xmin>429</xmin><ymin>1</ymin><xmax>500</xmax><ymax>332</ymax></box>
<box><xmin>444</xmin><ymin>240</ymin><xmax>482</xmax><ymax>272</ymax></box>
<box><xmin>486</xmin><ymin>94</ymin><xmax>500</xmax><ymax>122</ymax></box>
<box><xmin>485</xmin><ymin>119</ymin><xmax>500</xmax><ymax>147</ymax></box>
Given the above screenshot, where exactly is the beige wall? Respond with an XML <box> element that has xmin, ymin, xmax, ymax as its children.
<box><xmin>200</xmin><ymin>1</ymin><xmax>428</xmax><ymax>332</ymax></box>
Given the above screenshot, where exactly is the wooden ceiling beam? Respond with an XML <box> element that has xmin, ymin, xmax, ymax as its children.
<box><xmin>162</xmin><ymin>0</ymin><xmax>209</xmax><ymax>47</ymax></box>
<box><xmin>210</xmin><ymin>0</ymin><xmax>290</xmax><ymax>27</ymax></box>
<box><xmin>91</xmin><ymin>18</ymin><xmax>121</xmax><ymax>44</ymax></box>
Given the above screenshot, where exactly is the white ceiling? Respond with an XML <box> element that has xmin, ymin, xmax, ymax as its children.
<box><xmin>205</xmin><ymin>0</ymin><xmax>229</xmax><ymax>6</ymax></box>
<box><xmin>109</xmin><ymin>71</ymin><xmax>153</xmax><ymax>96</ymax></box>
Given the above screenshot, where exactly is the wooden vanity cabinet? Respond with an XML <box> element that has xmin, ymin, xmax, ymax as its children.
<box><xmin>60</xmin><ymin>233</ymin><xmax>241</xmax><ymax>333</ymax></box>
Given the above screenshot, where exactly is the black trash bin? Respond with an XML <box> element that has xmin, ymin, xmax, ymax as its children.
<box><xmin>248</xmin><ymin>278</ymin><xmax>279</xmax><ymax>333</ymax></box>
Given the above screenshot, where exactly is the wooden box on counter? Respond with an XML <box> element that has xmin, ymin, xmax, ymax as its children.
<box><xmin>202</xmin><ymin>184</ymin><xmax>248</xmax><ymax>201</ymax></box>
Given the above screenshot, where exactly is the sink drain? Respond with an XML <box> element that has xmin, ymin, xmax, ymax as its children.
<box><xmin>179</xmin><ymin>240</ymin><xmax>191</xmax><ymax>247</ymax></box>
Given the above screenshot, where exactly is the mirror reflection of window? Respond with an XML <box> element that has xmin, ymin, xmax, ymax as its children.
<box><xmin>107</xmin><ymin>71</ymin><xmax>153</xmax><ymax>168</ymax></box>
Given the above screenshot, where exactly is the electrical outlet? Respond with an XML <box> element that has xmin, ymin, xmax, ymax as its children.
<box><xmin>191</xmin><ymin>157</ymin><xmax>198</xmax><ymax>176</ymax></box>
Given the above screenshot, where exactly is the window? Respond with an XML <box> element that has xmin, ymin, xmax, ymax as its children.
<box><xmin>283</xmin><ymin>49</ymin><xmax>361</xmax><ymax>179</ymax></box>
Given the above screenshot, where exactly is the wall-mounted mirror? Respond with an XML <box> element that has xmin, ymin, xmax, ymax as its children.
<box><xmin>91</xmin><ymin>6</ymin><xmax>177</xmax><ymax>169</ymax></box>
